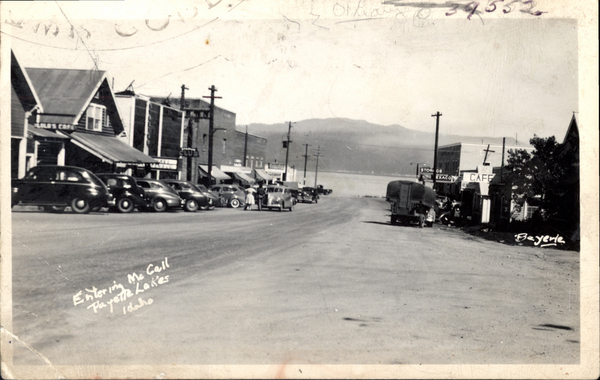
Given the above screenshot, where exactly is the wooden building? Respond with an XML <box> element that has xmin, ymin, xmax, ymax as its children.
<box><xmin>24</xmin><ymin>67</ymin><xmax>155</xmax><ymax>174</ymax></box>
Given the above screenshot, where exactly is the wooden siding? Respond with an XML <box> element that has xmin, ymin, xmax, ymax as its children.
<box><xmin>11</xmin><ymin>84</ymin><xmax>27</xmax><ymax>137</ymax></box>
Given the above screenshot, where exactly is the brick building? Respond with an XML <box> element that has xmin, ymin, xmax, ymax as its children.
<box><xmin>151</xmin><ymin>97</ymin><xmax>267</xmax><ymax>185</ymax></box>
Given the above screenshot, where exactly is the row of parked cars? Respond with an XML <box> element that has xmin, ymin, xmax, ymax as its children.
<box><xmin>10</xmin><ymin>165</ymin><xmax>329</xmax><ymax>214</ymax></box>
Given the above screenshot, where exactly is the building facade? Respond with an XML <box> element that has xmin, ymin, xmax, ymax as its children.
<box><xmin>115</xmin><ymin>91</ymin><xmax>186</xmax><ymax>179</ymax></box>
<box><xmin>10</xmin><ymin>51</ymin><xmax>42</xmax><ymax>179</ymax></box>
<box><xmin>23</xmin><ymin>67</ymin><xmax>155</xmax><ymax>174</ymax></box>
<box><xmin>152</xmin><ymin>97</ymin><xmax>267</xmax><ymax>186</ymax></box>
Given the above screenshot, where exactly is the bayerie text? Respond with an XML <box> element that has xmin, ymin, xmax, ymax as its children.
<box><xmin>514</xmin><ymin>233</ymin><xmax>566</xmax><ymax>248</ymax></box>
<box><xmin>72</xmin><ymin>257</ymin><xmax>171</xmax><ymax>316</ymax></box>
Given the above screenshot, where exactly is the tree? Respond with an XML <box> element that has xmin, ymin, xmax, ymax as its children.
<box><xmin>505</xmin><ymin>135</ymin><xmax>578</xmax><ymax>224</ymax></box>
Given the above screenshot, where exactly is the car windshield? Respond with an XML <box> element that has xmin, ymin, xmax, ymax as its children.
<box><xmin>190</xmin><ymin>183</ymin><xmax>206</xmax><ymax>192</ymax></box>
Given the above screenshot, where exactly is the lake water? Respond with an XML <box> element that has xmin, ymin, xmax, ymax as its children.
<box><xmin>298</xmin><ymin>172</ymin><xmax>417</xmax><ymax>198</ymax></box>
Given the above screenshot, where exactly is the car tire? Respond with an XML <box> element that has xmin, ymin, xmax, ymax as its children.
<box><xmin>71</xmin><ymin>198</ymin><xmax>90</xmax><ymax>214</ymax></box>
<box><xmin>230</xmin><ymin>198</ymin><xmax>241</xmax><ymax>208</ymax></box>
<box><xmin>44</xmin><ymin>205</ymin><xmax>66</xmax><ymax>213</ymax></box>
<box><xmin>117</xmin><ymin>197</ymin><xmax>135</xmax><ymax>213</ymax></box>
<box><xmin>153</xmin><ymin>198</ymin><xmax>167</xmax><ymax>212</ymax></box>
<box><xmin>185</xmin><ymin>199</ymin><xmax>199</xmax><ymax>212</ymax></box>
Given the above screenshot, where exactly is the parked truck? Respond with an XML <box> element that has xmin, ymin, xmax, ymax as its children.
<box><xmin>386</xmin><ymin>180</ymin><xmax>437</xmax><ymax>228</ymax></box>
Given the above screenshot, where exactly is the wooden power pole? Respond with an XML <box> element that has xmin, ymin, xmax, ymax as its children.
<box><xmin>431</xmin><ymin>111</ymin><xmax>442</xmax><ymax>186</ymax></box>
<box><xmin>283</xmin><ymin>121</ymin><xmax>293</xmax><ymax>181</ymax></box>
<box><xmin>302</xmin><ymin>143</ymin><xmax>311</xmax><ymax>185</ymax></box>
<box><xmin>203</xmin><ymin>85</ymin><xmax>222</xmax><ymax>187</ymax></box>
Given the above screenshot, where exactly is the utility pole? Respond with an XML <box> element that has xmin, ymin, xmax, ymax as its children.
<box><xmin>302</xmin><ymin>143</ymin><xmax>311</xmax><ymax>185</ymax></box>
<box><xmin>500</xmin><ymin>137</ymin><xmax>506</xmax><ymax>181</ymax></box>
<box><xmin>180</xmin><ymin>85</ymin><xmax>193</xmax><ymax>181</ymax></box>
<box><xmin>314</xmin><ymin>145</ymin><xmax>321</xmax><ymax>188</ymax></box>
<box><xmin>243</xmin><ymin>125</ymin><xmax>249</xmax><ymax>167</ymax></box>
<box><xmin>283</xmin><ymin>121</ymin><xmax>293</xmax><ymax>181</ymax></box>
<box><xmin>431</xmin><ymin>111</ymin><xmax>442</xmax><ymax>187</ymax></box>
<box><xmin>203</xmin><ymin>85</ymin><xmax>222</xmax><ymax>187</ymax></box>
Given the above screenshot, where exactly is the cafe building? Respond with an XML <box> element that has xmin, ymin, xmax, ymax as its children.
<box><xmin>24</xmin><ymin>67</ymin><xmax>156</xmax><ymax>174</ymax></box>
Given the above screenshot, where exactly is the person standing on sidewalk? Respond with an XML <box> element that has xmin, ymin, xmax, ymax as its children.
<box><xmin>256</xmin><ymin>182</ymin><xmax>266</xmax><ymax>211</ymax></box>
<box><xmin>244</xmin><ymin>185</ymin><xmax>256</xmax><ymax>210</ymax></box>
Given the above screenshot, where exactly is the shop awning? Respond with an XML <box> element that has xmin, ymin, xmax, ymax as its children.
<box><xmin>69</xmin><ymin>132</ymin><xmax>156</xmax><ymax>164</ymax></box>
<box><xmin>227</xmin><ymin>171</ymin><xmax>255</xmax><ymax>184</ymax></box>
<box><xmin>198</xmin><ymin>165</ymin><xmax>230</xmax><ymax>180</ymax></box>
<box><xmin>254</xmin><ymin>169</ymin><xmax>272</xmax><ymax>181</ymax></box>
<box><xmin>28</xmin><ymin>126</ymin><xmax>69</xmax><ymax>139</ymax></box>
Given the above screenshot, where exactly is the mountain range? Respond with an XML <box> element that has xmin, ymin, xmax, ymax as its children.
<box><xmin>239</xmin><ymin>118</ymin><xmax>527</xmax><ymax>176</ymax></box>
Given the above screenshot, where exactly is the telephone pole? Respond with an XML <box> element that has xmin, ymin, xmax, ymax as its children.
<box><xmin>203</xmin><ymin>85</ymin><xmax>222</xmax><ymax>187</ymax></box>
<box><xmin>314</xmin><ymin>145</ymin><xmax>321</xmax><ymax>188</ymax></box>
<box><xmin>243</xmin><ymin>125</ymin><xmax>248</xmax><ymax>167</ymax></box>
<box><xmin>283</xmin><ymin>121</ymin><xmax>293</xmax><ymax>181</ymax></box>
<box><xmin>302</xmin><ymin>143</ymin><xmax>311</xmax><ymax>185</ymax></box>
<box><xmin>180</xmin><ymin>85</ymin><xmax>193</xmax><ymax>181</ymax></box>
<box><xmin>431</xmin><ymin>111</ymin><xmax>442</xmax><ymax>186</ymax></box>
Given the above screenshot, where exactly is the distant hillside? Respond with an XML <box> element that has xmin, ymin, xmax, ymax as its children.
<box><xmin>239</xmin><ymin>118</ymin><xmax>528</xmax><ymax>176</ymax></box>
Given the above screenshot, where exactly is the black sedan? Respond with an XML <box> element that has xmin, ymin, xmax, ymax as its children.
<box><xmin>162</xmin><ymin>179</ymin><xmax>215</xmax><ymax>212</ymax></box>
<box><xmin>96</xmin><ymin>173</ymin><xmax>148</xmax><ymax>213</ymax></box>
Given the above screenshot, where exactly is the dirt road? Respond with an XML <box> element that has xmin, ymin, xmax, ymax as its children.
<box><xmin>7</xmin><ymin>197</ymin><xmax>579</xmax><ymax>376</ymax></box>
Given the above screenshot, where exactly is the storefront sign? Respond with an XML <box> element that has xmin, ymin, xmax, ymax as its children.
<box><xmin>179</xmin><ymin>148</ymin><xmax>199</xmax><ymax>157</ymax></box>
<box><xmin>116</xmin><ymin>162</ymin><xmax>147</xmax><ymax>169</ymax></box>
<box><xmin>466</xmin><ymin>172</ymin><xmax>495</xmax><ymax>183</ymax></box>
<box><xmin>36</xmin><ymin>122</ymin><xmax>76</xmax><ymax>131</ymax></box>
<box><xmin>150</xmin><ymin>158</ymin><xmax>178</xmax><ymax>171</ymax></box>
<box><xmin>420</xmin><ymin>167</ymin><xmax>442</xmax><ymax>174</ymax></box>
<box><xmin>269</xmin><ymin>162</ymin><xmax>285</xmax><ymax>170</ymax></box>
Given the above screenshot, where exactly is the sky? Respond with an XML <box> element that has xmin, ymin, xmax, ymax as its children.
<box><xmin>2</xmin><ymin>0</ymin><xmax>579</xmax><ymax>140</ymax></box>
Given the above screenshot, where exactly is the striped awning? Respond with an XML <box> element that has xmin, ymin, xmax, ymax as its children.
<box><xmin>253</xmin><ymin>169</ymin><xmax>272</xmax><ymax>181</ymax></box>
<box><xmin>198</xmin><ymin>165</ymin><xmax>230</xmax><ymax>180</ymax></box>
<box><xmin>69</xmin><ymin>132</ymin><xmax>156</xmax><ymax>164</ymax></box>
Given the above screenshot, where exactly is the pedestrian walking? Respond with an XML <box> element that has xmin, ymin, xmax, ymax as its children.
<box><xmin>244</xmin><ymin>185</ymin><xmax>256</xmax><ymax>210</ymax></box>
<box><xmin>256</xmin><ymin>182</ymin><xmax>266</xmax><ymax>211</ymax></box>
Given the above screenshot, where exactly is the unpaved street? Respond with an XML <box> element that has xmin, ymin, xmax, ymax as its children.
<box><xmin>9</xmin><ymin>197</ymin><xmax>579</xmax><ymax>370</ymax></box>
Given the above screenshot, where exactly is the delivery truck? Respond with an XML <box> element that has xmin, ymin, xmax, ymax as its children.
<box><xmin>386</xmin><ymin>180</ymin><xmax>437</xmax><ymax>228</ymax></box>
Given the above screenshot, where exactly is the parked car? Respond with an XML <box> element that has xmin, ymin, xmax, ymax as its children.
<box><xmin>260</xmin><ymin>185</ymin><xmax>294</xmax><ymax>212</ymax></box>
<box><xmin>298</xmin><ymin>187</ymin><xmax>319</xmax><ymax>203</ymax></box>
<box><xmin>96</xmin><ymin>173</ymin><xmax>148</xmax><ymax>213</ymax></box>
<box><xmin>11</xmin><ymin>165</ymin><xmax>113</xmax><ymax>214</ymax></box>
<box><xmin>209</xmin><ymin>184</ymin><xmax>246</xmax><ymax>208</ymax></box>
<box><xmin>192</xmin><ymin>183</ymin><xmax>219</xmax><ymax>210</ymax></box>
<box><xmin>162</xmin><ymin>179</ymin><xmax>213</xmax><ymax>212</ymax></box>
<box><xmin>134</xmin><ymin>178</ymin><xmax>184</xmax><ymax>212</ymax></box>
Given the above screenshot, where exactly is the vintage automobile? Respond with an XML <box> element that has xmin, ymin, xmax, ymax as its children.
<box><xmin>317</xmin><ymin>185</ymin><xmax>333</xmax><ymax>195</ymax></box>
<box><xmin>298</xmin><ymin>187</ymin><xmax>319</xmax><ymax>203</ymax></box>
<box><xmin>192</xmin><ymin>183</ymin><xmax>219</xmax><ymax>210</ymax></box>
<box><xmin>260</xmin><ymin>185</ymin><xmax>294</xmax><ymax>212</ymax></box>
<box><xmin>208</xmin><ymin>184</ymin><xmax>246</xmax><ymax>208</ymax></box>
<box><xmin>387</xmin><ymin>180</ymin><xmax>436</xmax><ymax>228</ymax></box>
<box><xmin>162</xmin><ymin>179</ymin><xmax>212</xmax><ymax>212</ymax></box>
<box><xmin>11</xmin><ymin>165</ymin><xmax>113</xmax><ymax>214</ymax></box>
<box><xmin>134</xmin><ymin>178</ymin><xmax>184</xmax><ymax>212</ymax></box>
<box><xmin>96</xmin><ymin>173</ymin><xmax>148</xmax><ymax>213</ymax></box>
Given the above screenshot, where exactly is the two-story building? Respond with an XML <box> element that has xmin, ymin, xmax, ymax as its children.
<box><xmin>24</xmin><ymin>67</ymin><xmax>156</xmax><ymax>174</ymax></box>
<box><xmin>115</xmin><ymin>90</ymin><xmax>186</xmax><ymax>179</ymax></box>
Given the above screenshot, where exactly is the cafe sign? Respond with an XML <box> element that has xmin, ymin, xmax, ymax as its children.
<box><xmin>150</xmin><ymin>158</ymin><xmax>178</xmax><ymax>171</ymax></box>
<box><xmin>35</xmin><ymin>122</ymin><xmax>76</xmax><ymax>131</ymax></box>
